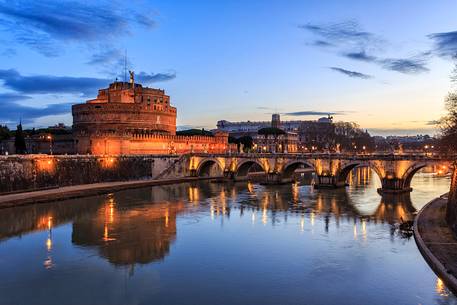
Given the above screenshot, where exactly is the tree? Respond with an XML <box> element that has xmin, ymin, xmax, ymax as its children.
<box><xmin>439</xmin><ymin>60</ymin><xmax>457</xmax><ymax>155</ymax></box>
<box><xmin>439</xmin><ymin>92</ymin><xmax>457</xmax><ymax>154</ymax></box>
<box><xmin>0</xmin><ymin>125</ymin><xmax>10</xmax><ymax>141</ymax></box>
<box><xmin>176</xmin><ymin>128</ymin><xmax>213</xmax><ymax>137</ymax></box>
<box><xmin>14</xmin><ymin>123</ymin><xmax>27</xmax><ymax>154</ymax></box>
<box><xmin>238</xmin><ymin>135</ymin><xmax>253</xmax><ymax>152</ymax></box>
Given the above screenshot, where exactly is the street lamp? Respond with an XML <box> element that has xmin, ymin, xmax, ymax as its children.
<box><xmin>46</xmin><ymin>135</ymin><xmax>53</xmax><ymax>155</ymax></box>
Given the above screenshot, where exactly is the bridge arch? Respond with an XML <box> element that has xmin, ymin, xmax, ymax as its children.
<box><xmin>196</xmin><ymin>158</ymin><xmax>224</xmax><ymax>177</ymax></box>
<box><xmin>336</xmin><ymin>161</ymin><xmax>383</xmax><ymax>185</ymax></box>
<box><xmin>401</xmin><ymin>162</ymin><xmax>428</xmax><ymax>190</ymax></box>
<box><xmin>235</xmin><ymin>160</ymin><xmax>266</xmax><ymax>178</ymax></box>
<box><xmin>282</xmin><ymin>160</ymin><xmax>316</xmax><ymax>179</ymax></box>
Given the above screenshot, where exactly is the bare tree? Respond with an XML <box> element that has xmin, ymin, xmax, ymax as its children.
<box><xmin>439</xmin><ymin>62</ymin><xmax>457</xmax><ymax>155</ymax></box>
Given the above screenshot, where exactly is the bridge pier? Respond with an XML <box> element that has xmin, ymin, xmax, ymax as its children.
<box><xmin>314</xmin><ymin>175</ymin><xmax>347</xmax><ymax>189</ymax></box>
<box><xmin>260</xmin><ymin>172</ymin><xmax>294</xmax><ymax>185</ymax></box>
<box><xmin>377</xmin><ymin>177</ymin><xmax>413</xmax><ymax>194</ymax></box>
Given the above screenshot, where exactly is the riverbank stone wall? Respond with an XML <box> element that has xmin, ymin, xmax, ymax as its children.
<box><xmin>0</xmin><ymin>155</ymin><xmax>182</xmax><ymax>194</ymax></box>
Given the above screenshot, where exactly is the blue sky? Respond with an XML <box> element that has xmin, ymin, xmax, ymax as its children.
<box><xmin>0</xmin><ymin>0</ymin><xmax>456</xmax><ymax>135</ymax></box>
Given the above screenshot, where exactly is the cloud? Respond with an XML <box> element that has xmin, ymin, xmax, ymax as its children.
<box><xmin>1</xmin><ymin>48</ymin><xmax>16</xmax><ymax>58</ymax></box>
<box><xmin>310</xmin><ymin>40</ymin><xmax>334</xmax><ymax>47</ymax></box>
<box><xmin>0</xmin><ymin>94</ymin><xmax>72</xmax><ymax>124</ymax></box>
<box><xmin>428</xmin><ymin>30</ymin><xmax>457</xmax><ymax>59</ymax></box>
<box><xmin>302</xmin><ymin>21</ymin><xmax>430</xmax><ymax>75</ymax></box>
<box><xmin>380</xmin><ymin>58</ymin><xmax>429</xmax><ymax>74</ymax></box>
<box><xmin>136</xmin><ymin>71</ymin><xmax>176</xmax><ymax>83</ymax></box>
<box><xmin>0</xmin><ymin>69</ymin><xmax>175</xmax><ymax>97</ymax></box>
<box><xmin>299</xmin><ymin>21</ymin><xmax>379</xmax><ymax>49</ymax></box>
<box><xmin>368</xmin><ymin>128</ymin><xmax>437</xmax><ymax>136</ymax></box>
<box><xmin>342</xmin><ymin>50</ymin><xmax>429</xmax><ymax>74</ymax></box>
<box><xmin>329</xmin><ymin>67</ymin><xmax>372</xmax><ymax>79</ymax></box>
<box><xmin>0</xmin><ymin>69</ymin><xmax>108</xmax><ymax>96</ymax></box>
<box><xmin>283</xmin><ymin>110</ymin><xmax>347</xmax><ymax>116</ymax></box>
<box><xmin>425</xmin><ymin>120</ymin><xmax>440</xmax><ymax>126</ymax></box>
<box><xmin>0</xmin><ymin>0</ymin><xmax>155</xmax><ymax>57</ymax></box>
<box><xmin>86</xmin><ymin>48</ymin><xmax>123</xmax><ymax>66</ymax></box>
<box><xmin>0</xmin><ymin>93</ymin><xmax>31</xmax><ymax>102</ymax></box>
<box><xmin>343</xmin><ymin>50</ymin><xmax>377</xmax><ymax>62</ymax></box>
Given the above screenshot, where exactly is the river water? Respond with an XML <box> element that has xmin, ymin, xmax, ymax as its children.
<box><xmin>0</xmin><ymin>168</ymin><xmax>455</xmax><ymax>305</ymax></box>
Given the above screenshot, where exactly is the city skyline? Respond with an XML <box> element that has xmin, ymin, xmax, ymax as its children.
<box><xmin>0</xmin><ymin>0</ymin><xmax>456</xmax><ymax>136</ymax></box>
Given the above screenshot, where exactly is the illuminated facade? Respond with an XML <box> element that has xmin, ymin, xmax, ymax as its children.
<box><xmin>72</xmin><ymin>75</ymin><xmax>231</xmax><ymax>155</ymax></box>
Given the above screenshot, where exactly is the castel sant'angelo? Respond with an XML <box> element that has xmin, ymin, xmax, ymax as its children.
<box><xmin>72</xmin><ymin>71</ymin><xmax>230</xmax><ymax>155</ymax></box>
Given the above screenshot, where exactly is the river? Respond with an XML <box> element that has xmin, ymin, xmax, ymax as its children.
<box><xmin>0</xmin><ymin>168</ymin><xmax>455</xmax><ymax>305</ymax></box>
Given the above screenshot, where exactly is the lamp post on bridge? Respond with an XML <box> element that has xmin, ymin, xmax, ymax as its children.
<box><xmin>46</xmin><ymin>135</ymin><xmax>53</xmax><ymax>155</ymax></box>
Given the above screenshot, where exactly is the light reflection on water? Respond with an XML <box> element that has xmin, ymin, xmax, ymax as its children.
<box><xmin>0</xmin><ymin>168</ymin><xmax>455</xmax><ymax>305</ymax></box>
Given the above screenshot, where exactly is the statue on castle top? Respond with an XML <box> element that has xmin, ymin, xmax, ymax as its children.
<box><xmin>129</xmin><ymin>70</ymin><xmax>134</xmax><ymax>86</ymax></box>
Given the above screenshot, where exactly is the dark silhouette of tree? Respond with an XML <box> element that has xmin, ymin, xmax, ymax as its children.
<box><xmin>439</xmin><ymin>62</ymin><xmax>457</xmax><ymax>155</ymax></box>
<box><xmin>257</xmin><ymin>127</ymin><xmax>286</xmax><ymax>135</ymax></box>
<box><xmin>228</xmin><ymin>136</ymin><xmax>237</xmax><ymax>144</ymax></box>
<box><xmin>238</xmin><ymin>135</ymin><xmax>253</xmax><ymax>152</ymax></box>
<box><xmin>439</xmin><ymin>92</ymin><xmax>457</xmax><ymax>154</ymax></box>
<box><xmin>14</xmin><ymin>123</ymin><xmax>27</xmax><ymax>154</ymax></box>
<box><xmin>0</xmin><ymin>125</ymin><xmax>10</xmax><ymax>141</ymax></box>
<box><xmin>176</xmin><ymin>129</ymin><xmax>213</xmax><ymax>136</ymax></box>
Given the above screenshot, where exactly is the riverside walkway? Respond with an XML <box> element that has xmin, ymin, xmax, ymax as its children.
<box><xmin>0</xmin><ymin>177</ymin><xmax>203</xmax><ymax>209</ymax></box>
<box><xmin>414</xmin><ymin>194</ymin><xmax>457</xmax><ymax>293</ymax></box>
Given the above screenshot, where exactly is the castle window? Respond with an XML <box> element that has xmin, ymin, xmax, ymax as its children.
<box><xmin>147</xmin><ymin>97</ymin><xmax>151</xmax><ymax>106</ymax></box>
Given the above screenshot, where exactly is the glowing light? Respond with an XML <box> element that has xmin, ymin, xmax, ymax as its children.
<box><xmin>109</xmin><ymin>202</ymin><xmax>115</xmax><ymax>223</ymax></box>
<box><xmin>47</xmin><ymin>216</ymin><xmax>53</xmax><ymax>230</ymax></box>
<box><xmin>247</xmin><ymin>181</ymin><xmax>254</xmax><ymax>193</ymax></box>
<box><xmin>46</xmin><ymin>237</ymin><xmax>52</xmax><ymax>251</ymax></box>
<box><xmin>353</xmin><ymin>223</ymin><xmax>358</xmax><ymax>239</ymax></box>
<box><xmin>103</xmin><ymin>224</ymin><xmax>109</xmax><ymax>241</ymax></box>
<box><xmin>37</xmin><ymin>159</ymin><xmax>55</xmax><ymax>172</ymax></box>
<box><xmin>436</xmin><ymin>277</ymin><xmax>449</xmax><ymax>296</ymax></box>
<box><xmin>44</xmin><ymin>257</ymin><xmax>53</xmax><ymax>269</ymax></box>
<box><xmin>362</xmin><ymin>219</ymin><xmax>367</xmax><ymax>241</ymax></box>
<box><xmin>310</xmin><ymin>212</ymin><xmax>315</xmax><ymax>226</ymax></box>
<box><xmin>188</xmin><ymin>186</ymin><xmax>199</xmax><ymax>203</ymax></box>
<box><xmin>262</xmin><ymin>208</ymin><xmax>267</xmax><ymax>225</ymax></box>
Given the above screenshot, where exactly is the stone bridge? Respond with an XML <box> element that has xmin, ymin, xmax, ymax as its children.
<box><xmin>178</xmin><ymin>153</ymin><xmax>455</xmax><ymax>194</ymax></box>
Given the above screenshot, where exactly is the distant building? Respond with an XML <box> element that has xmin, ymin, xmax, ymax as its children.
<box><xmin>252</xmin><ymin>114</ymin><xmax>298</xmax><ymax>153</ymax></box>
<box><xmin>72</xmin><ymin>73</ymin><xmax>232</xmax><ymax>155</ymax></box>
<box><xmin>217</xmin><ymin>114</ymin><xmax>334</xmax><ymax>150</ymax></box>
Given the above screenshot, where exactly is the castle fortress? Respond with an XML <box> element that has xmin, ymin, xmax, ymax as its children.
<box><xmin>72</xmin><ymin>73</ymin><xmax>231</xmax><ymax>155</ymax></box>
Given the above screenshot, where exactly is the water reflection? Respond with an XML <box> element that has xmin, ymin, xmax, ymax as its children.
<box><xmin>71</xmin><ymin>196</ymin><xmax>185</xmax><ymax>266</ymax></box>
<box><xmin>0</xmin><ymin>168</ymin><xmax>455</xmax><ymax>305</ymax></box>
<box><xmin>0</xmin><ymin>169</ymin><xmax>430</xmax><ymax>267</ymax></box>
